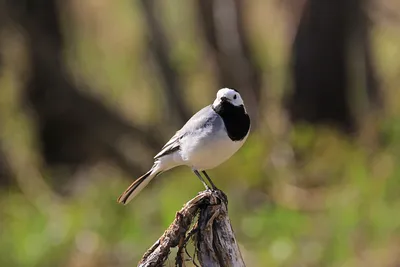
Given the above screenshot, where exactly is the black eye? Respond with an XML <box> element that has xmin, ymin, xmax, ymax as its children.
<box><xmin>233</xmin><ymin>94</ymin><xmax>237</xmax><ymax>100</ymax></box>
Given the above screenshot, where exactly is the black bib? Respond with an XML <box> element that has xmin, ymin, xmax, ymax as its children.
<box><xmin>213</xmin><ymin>102</ymin><xmax>250</xmax><ymax>141</ymax></box>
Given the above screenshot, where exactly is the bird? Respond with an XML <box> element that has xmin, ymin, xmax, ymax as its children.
<box><xmin>117</xmin><ymin>88</ymin><xmax>251</xmax><ymax>205</ymax></box>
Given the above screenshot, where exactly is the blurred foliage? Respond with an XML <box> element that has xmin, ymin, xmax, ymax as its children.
<box><xmin>0</xmin><ymin>0</ymin><xmax>400</xmax><ymax>266</ymax></box>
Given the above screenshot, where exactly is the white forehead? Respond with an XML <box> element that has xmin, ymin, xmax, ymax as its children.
<box><xmin>216</xmin><ymin>88</ymin><xmax>239</xmax><ymax>99</ymax></box>
<box><xmin>213</xmin><ymin>87</ymin><xmax>244</xmax><ymax>108</ymax></box>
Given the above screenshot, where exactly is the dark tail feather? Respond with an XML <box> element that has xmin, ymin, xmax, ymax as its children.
<box><xmin>117</xmin><ymin>168</ymin><xmax>156</xmax><ymax>205</ymax></box>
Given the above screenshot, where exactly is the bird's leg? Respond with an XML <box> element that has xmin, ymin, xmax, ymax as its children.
<box><xmin>202</xmin><ymin>171</ymin><xmax>217</xmax><ymax>190</ymax></box>
<box><xmin>193</xmin><ymin>170</ymin><xmax>210</xmax><ymax>190</ymax></box>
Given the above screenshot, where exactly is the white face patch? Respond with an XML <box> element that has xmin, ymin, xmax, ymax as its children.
<box><xmin>212</xmin><ymin>88</ymin><xmax>244</xmax><ymax>108</ymax></box>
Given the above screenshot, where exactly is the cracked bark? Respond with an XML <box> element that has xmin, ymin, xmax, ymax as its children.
<box><xmin>138</xmin><ymin>190</ymin><xmax>245</xmax><ymax>267</ymax></box>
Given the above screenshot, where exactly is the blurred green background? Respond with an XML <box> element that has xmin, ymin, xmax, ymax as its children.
<box><xmin>1</xmin><ymin>0</ymin><xmax>400</xmax><ymax>266</ymax></box>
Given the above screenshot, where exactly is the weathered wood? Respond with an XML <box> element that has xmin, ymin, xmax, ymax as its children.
<box><xmin>138</xmin><ymin>190</ymin><xmax>245</xmax><ymax>267</ymax></box>
<box><xmin>195</xmin><ymin>191</ymin><xmax>245</xmax><ymax>267</ymax></box>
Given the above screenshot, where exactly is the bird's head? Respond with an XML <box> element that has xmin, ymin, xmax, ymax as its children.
<box><xmin>212</xmin><ymin>88</ymin><xmax>246</xmax><ymax>111</ymax></box>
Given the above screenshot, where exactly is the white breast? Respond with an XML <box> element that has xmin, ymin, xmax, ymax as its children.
<box><xmin>178</xmin><ymin>127</ymin><xmax>247</xmax><ymax>171</ymax></box>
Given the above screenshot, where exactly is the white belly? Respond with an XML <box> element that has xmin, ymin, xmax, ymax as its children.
<box><xmin>178</xmin><ymin>128</ymin><xmax>247</xmax><ymax>171</ymax></box>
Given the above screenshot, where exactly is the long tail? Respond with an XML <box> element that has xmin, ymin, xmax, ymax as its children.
<box><xmin>117</xmin><ymin>164</ymin><xmax>161</xmax><ymax>205</ymax></box>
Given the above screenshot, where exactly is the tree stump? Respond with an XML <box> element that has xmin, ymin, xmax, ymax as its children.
<box><xmin>138</xmin><ymin>190</ymin><xmax>245</xmax><ymax>267</ymax></box>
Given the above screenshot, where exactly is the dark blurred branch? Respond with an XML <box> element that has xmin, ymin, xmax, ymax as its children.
<box><xmin>4</xmin><ymin>0</ymin><xmax>162</xmax><ymax>179</ymax></box>
<box><xmin>285</xmin><ymin>0</ymin><xmax>379</xmax><ymax>132</ymax></box>
<box><xmin>138</xmin><ymin>190</ymin><xmax>245</xmax><ymax>267</ymax></box>
<box><xmin>140</xmin><ymin>0</ymin><xmax>191</xmax><ymax>127</ymax></box>
<box><xmin>355</xmin><ymin>0</ymin><xmax>381</xmax><ymax>109</ymax></box>
<box><xmin>0</xmin><ymin>143</ymin><xmax>14</xmax><ymax>187</ymax></box>
<box><xmin>0</xmin><ymin>3</ymin><xmax>13</xmax><ymax>188</ymax></box>
<box><xmin>196</xmin><ymin>0</ymin><xmax>262</xmax><ymax>122</ymax></box>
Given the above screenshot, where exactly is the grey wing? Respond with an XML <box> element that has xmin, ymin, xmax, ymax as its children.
<box><xmin>153</xmin><ymin>133</ymin><xmax>180</xmax><ymax>159</ymax></box>
<box><xmin>154</xmin><ymin>105</ymin><xmax>217</xmax><ymax>159</ymax></box>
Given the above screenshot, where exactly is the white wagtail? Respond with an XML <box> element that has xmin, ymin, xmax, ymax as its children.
<box><xmin>117</xmin><ymin>88</ymin><xmax>250</xmax><ymax>205</ymax></box>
